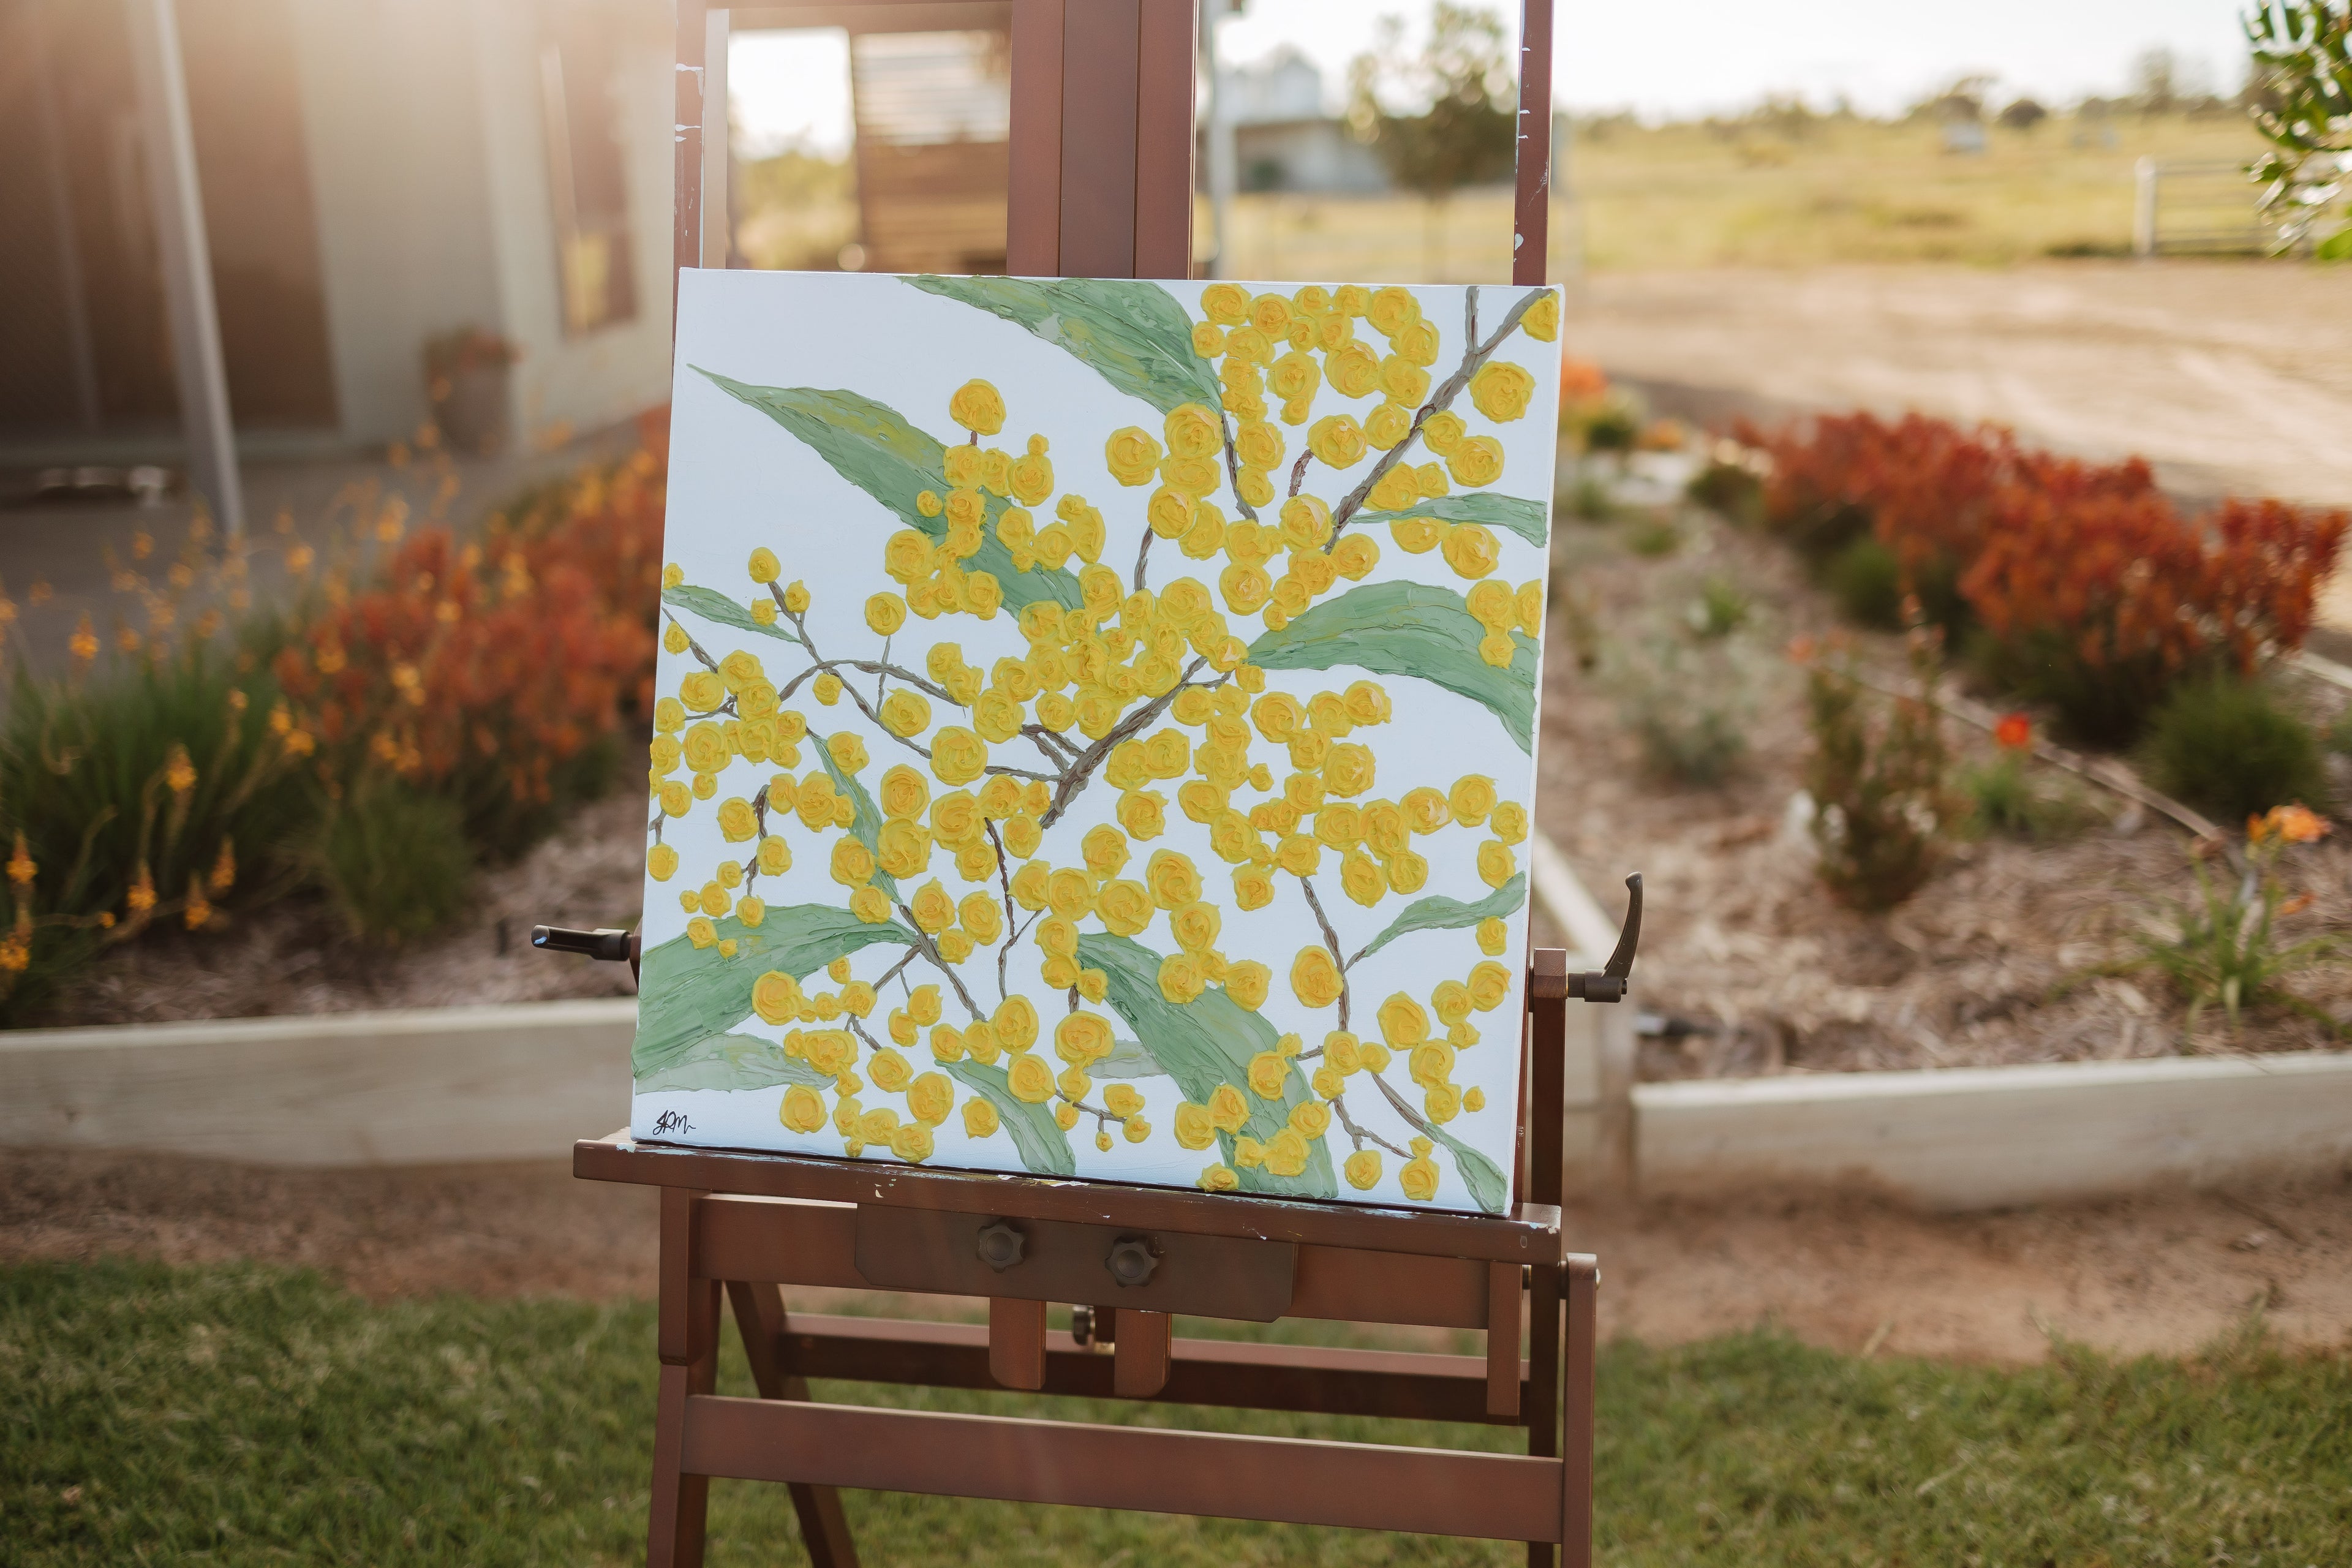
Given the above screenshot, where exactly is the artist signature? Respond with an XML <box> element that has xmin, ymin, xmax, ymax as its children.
<box><xmin>650</xmin><ymin>1110</ymin><xmax>694</xmax><ymax>1136</ymax></box>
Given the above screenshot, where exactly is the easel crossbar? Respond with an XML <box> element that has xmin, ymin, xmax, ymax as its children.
<box><xmin>580</xmin><ymin>1134</ymin><xmax>1565</xmax><ymax>1265</ymax></box>
<box><xmin>679</xmin><ymin>1394</ymin><xmax>1568</xmax><ymax>1541</ymax></box>
<box><xmin>777</xmin><ymin>1311</ymin><xmax>1531</xmax><ymax>1425</ymax></box>
<box><xmin>694</xmin><ymin>1193</ymin><xmax>1506</xmax><ymax>1330</ymax></box>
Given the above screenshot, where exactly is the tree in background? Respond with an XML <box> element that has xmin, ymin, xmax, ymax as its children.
<box><xmin>1346</xmin><ymin>5</ymin><xmax>1517</xmax><ymax>274</ymax></box>
<box><xmin>2245</xmin><ymin>1</ymin><xmax>2352</xmax><ymax>257</ymax></box>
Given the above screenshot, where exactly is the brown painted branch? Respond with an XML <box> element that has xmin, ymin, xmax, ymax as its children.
<box><xmin>1216</xmin><ymin>406</ymin><xmax>1262</xmax><ymax>526</ymax></box>
<box><xmin>1368</xmin><ymin>1066</ymin><xmax>1446</xmax><ymax>1147</ymax></box>
<box><xmin>1297</xmin><ymin>874</ymin><xmax>1351</xmax><ymax>1033</ymax></box>
<box><xmin>873</xmin><ymin>943</ymin><xmax>922</xmax><ymax>992</ymax></box>
<box><xmin>1287</xmin><ymin>448</ymin><xmax>1314</xmax><ymax>499</ymax></box>
<box><xmin>987</xmin><ymin>820</ymin><xmax>1020</xmax><ymax>1003</ymax></box>
<box><xmin>1332</xmin><ymin>1091</ymin><xmax>1410</xmax><ymax>1158</ymax></box>
<box><xmin>1322</xmin><ymin>284</ymin><xmax>1550</xmax><ymax>549</ymax></box>
<box><xmin>1037</xmin><ymin>657</ymin><xmax>1217</xmax><ymax>827</ymax></box>
<box><xmin>894</xmin><ymin>902</ymin><xmax>984</xmax><ymax>1022</ymax></box>
<box><xmin>662</xmin><ymin>609</ymin><xmax>722</xmax><ymax>673</ymax></box>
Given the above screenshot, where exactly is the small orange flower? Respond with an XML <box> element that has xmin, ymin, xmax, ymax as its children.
<box><xmin>6</xmin><ymin>834</ymin><xmax>34</xmax><ymax>888</ymax></box>
<box><xmin>1993</xmin><ymin>712</ymin><xmax>2032</xmax><ymax>751</ymax></box>
<box><xmin>67</xmin><ymin>614</ymin><xmax>97</xmax><ymax>663</ymax></box>
<box><xmin>126</xmin><ymin>865</ymin><xmax>156</xmax><ymax>916</ymax></box>
<box><xmin>2250</xmin><ymin>803</ymin><xmax>2328</xmax><ymax>847</ymax></box>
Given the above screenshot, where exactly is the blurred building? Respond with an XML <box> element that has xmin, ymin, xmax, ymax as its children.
<box><xmin>1218</xmin><ymin>44</ymin><xmax>1387</xmax><ymax>195</ymax></box>
<box><xmin>0</xmin><ymin>0</ymin><xmax>674</xmax><ymax>466</ymax></box>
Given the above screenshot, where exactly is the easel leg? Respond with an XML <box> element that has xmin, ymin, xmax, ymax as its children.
<box><xmin>650</xmin><ymin>1189</ymin><xmax>716</xmax><ymax>1568</ymax></box>
<box><xmin>1524</xmin><ymin>1261</ymin><xmax>1564</xmax><ymax>1568</ymax></box>
<box><xmin>725</xmin><ymin>1280</ymin><xmax>861</xmax><ymax>1568</ymax></box>
<box><xmin>1561</xmin><ymin>1260</ymin><xmax>1599</xmax><ymax>1568</ymax></box>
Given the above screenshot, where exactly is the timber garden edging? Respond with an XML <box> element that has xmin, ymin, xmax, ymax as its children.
<box><xmin>5</xmin><ymin>984</ymin><xmax>2346</xmax><ymax>1209</ymax></box>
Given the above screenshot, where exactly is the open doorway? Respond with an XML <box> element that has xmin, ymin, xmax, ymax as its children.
<box><xmin>725</xmin><ymin>5</ymin><xmax>1011</xmax><ymax>276</ymax></box>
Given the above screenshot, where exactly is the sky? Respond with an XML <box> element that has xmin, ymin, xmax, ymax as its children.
<box><xmin>728</xmin><ymin>0</ymin><xmax>2255</xmax><ymax>157</ymax></box>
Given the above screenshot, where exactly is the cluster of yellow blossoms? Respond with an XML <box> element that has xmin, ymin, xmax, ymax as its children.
<box><xmin>646</xmin><ymin>281</ymin><xmax>1551</xmax><ymax>1204</ymax></box>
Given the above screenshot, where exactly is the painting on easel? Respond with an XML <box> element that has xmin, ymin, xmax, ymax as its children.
<box><xmin>634</xmin><ymin>270</ymin><xmax>1564</xmax><ymax>1214</ymax></box>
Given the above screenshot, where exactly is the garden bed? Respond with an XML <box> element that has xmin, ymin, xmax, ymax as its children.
<box><xmin>35</xmin><ymin>789</ymin><xmax>644</xmax><ymax>1027</ymax></box>
<box><xmin>1536</xmin><ymin>451</ymin><xmax>2351</xmax><ymax>1082</ymax></box>
<box><xmin>20</xmin><ymin>415</ymin><xmax>2348</xmax><ymax>1087</ymax></box>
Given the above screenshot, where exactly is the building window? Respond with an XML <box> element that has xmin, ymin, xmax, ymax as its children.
<box><xmin>540</xmin><ymin>6</ymin><xmax>637</xmax><ymax>335</ymax></box>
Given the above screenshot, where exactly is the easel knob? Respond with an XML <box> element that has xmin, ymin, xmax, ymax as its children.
<box><xmin>1106</xmin><ymin>1236</ymin><xmax>1159</xmax><ymax>1287</ymax></box>
<box><xmin>976</xmin><ymin>1221</ymin><xmax>1027</xmax><ymax>1272</ymax></box>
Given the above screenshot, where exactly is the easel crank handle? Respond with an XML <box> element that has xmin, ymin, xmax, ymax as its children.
<box><xmin>1565</xmin><ymin>873</ymin><xmax>1642</xmax><ymax>1005</ymax></box>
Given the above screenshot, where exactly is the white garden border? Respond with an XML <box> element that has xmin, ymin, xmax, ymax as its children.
<box><xmin>0</xmin><ymin>1000</ymin><xmax>635</xmax><ymax>1167</ymax></box>
<box><xmin>2</xmin><ymin>846</ymin><xmax>2345</xmax><ymax>1208</ymax></box>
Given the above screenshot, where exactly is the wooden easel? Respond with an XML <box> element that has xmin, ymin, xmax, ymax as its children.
<box><xmin>592</xmin><ymin>2</ymin><xmax>1602</xmax><ymax>1561</ymax></box>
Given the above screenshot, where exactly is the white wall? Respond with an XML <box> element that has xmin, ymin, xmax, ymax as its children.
<box><xmin>291</xmin><ymin>0</ymin><xmax>503</xmax><ymax>448</ymax></box>
<box><xmin>290</xmin><ymin>0</ymin><xmax>671</xmax><ymax>451</ymax></box>
<box><xmin>470</xmin><ymin>0</ymin><xmax>674</xmax><ymax>451</ymax></box>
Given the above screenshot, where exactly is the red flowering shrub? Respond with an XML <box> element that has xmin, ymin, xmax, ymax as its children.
<box><xmin>274</xmin><ymin>443</ymin><xmax>664</xmax><ymax>848</ymax></box>
<box><xmin>1744</xmin><ymin>412</ymin><xmax>2347</xmax><ymax>743</ymax></box>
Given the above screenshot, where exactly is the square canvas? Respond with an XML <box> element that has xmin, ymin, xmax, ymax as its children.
<box><xmin>633</xmin><ymin>269</ymin><xmax>1563</xmax><ymax>1215</ymax></box>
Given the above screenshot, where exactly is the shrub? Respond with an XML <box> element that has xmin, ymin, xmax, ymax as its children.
<box><xmin>1685</xmin><ymin>455</ymin><xmax>1764</xmax><ymax>526</ymax></box>
<box><xmin>1626</xmin><ymin>515</ymin><xmax>1680</xmax><ymax>557</ymax></box>
<box><xmin>1958</xmin><ymin>750</ymin><xmax>2101</xmax><ymax>841</ymax></box>
<box><xmin>1634</xmin><ymin>705</ymin><xmax>1747</xmax><ymax>786</ymax></box>
<box><xmin>0</xmin><ymin>551</ymin><xmax>317</xmax><ymax>1023</ymax></box>
<box><xmin>2129</xmin><ymin>805</ymin><xmax>2342</xmax><ymax>1040</ymax></box>
<box><xmin>272</xmin><ymin>448</ymin><xmax>663</xmax><ymax>854</ymax></box>
<box><xmin>1618</xmin><ymin>638</ymin><xmax>1748</xmax><ymax>787</ymax></box>
<box><xmin>1564</xmin><ymin>472</ymin><xmax>1615</xmax><ymax>522</ymax></box>
<box><xmin>1749</xmin><ymin>410</ymin><xmax>2348</xmax><ymax>744</ymax></box>
<box><xmin>1803</xmin><ymin>633</ymin><xmax>1957</xmax><ymax>910</ymax></box>
<box><xmin>1823</xmin><ymin>537</ymin><xmax>1905</xmax><ymax>629</ymax></box>
<box><xmin>316</xmin><ymin>780</ymin><xmax>473</xmax><ymax>943</ymax></box>
<box><xmin>1686</xmin><ymin>574</ymin><xmax>1751</xmax><ymax>639</ymax></box>
<box><xmin>1962</xmin><ymin>491</ymin><xmax>2344</xmax><ymax>744</ymax></box>
<box><xmin>0</xmin><ymin>422</ymin><xmax>667</xmax><ymax>1022</ymax></box>
<box><xmin>1575</xmin><ymin>396</ymin><xmax>1643</xmax><ymax>458</ymax></box>
<box><xmin>2141</xmin><ymin>674</ymin><xmax>2329</xmax><ymax>824</ymax></box>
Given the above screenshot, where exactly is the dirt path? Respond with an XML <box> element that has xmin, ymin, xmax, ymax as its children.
<box><xmin>1567</xmin><ymin>262</ymin><xmax>2352</xmax><ymax>628</ymax></box>
<box><xmin>6</xmin><ymin>1150</ymin><xmax>2345</xmax><ymax>1365</ymax></box>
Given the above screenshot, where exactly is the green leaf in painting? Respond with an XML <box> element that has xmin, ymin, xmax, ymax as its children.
<box><xmin>660</xmin><ymin>584</ymin><xmax>799</xmax><ymax>645</ymax></box>
<box><xmin>1349</xmin><ymin>492</ymin><xmax>1549</xmax><ymax>548</ymax></box>
<box><xmin>1076</xmin><ymin>933</ymin><xmax>1336</xmax><ymax>1200</ymax></box>
<box><xmin>1420</xmin><ymin>1118</ymin><xmax>1511</xmax><ymax>1215</ymax></box>
<box><xmin>692</xmin><ymin>369</ymin><xmax>1082</xmax><ymax>614</ymax></box>
<box><xmin>813</xmin><ymin>733</ymin><xmax>898</xmax><ymax>902</ymax></box>
<box><xmin>1090</xmin><ymin>1036</ymin><xmax>1165</xmax><ymax>1079</ymax></box>
<box><xmin>1352</xmin><ymin>873</ymin><xmax>1528</xmax><ymax>966</ymax></box>
<box><xmin>1246</xmin><ymin>581</ymin><xmax>1538</xmax><ymax>754</ymax></box>
<box><xmin>903</xmin><ymin>276</ymin><xmax>1223</xmax><ymax>417</ymax></box>
<box><xmin>634</xmin><ymin>907</ymin><xmax>917</xmax><ymax>1077</ymax></box>
<box><xmin>944</xmin><ymin>1060</ymin><xmax>1076</xmax><ymax>1177</ymax></box>
<box><xmin>636</xmin><ymin>1034</ymin><xmax>832</xmax><ymax>1094</ymax></box>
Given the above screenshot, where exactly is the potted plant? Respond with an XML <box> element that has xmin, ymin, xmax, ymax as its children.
<box><xmin>424</xmin><ymin>327</ymin><xmax>522</xmax><ymax>456</ymax></box>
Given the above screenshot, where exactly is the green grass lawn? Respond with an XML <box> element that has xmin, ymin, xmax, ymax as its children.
<box><xmin>6</xmin><ymin>1260</ymin><xmax>2347</xmax><ymax>1565</ymax></box>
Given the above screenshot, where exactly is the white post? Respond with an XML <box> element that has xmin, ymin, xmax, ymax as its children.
<box><xmin>123</xmin><ymin>0</ymin><xmax>243</xmax><ymax>534</ymax></box>
<box><xmin>1199</xmin><ymin>0</ymin><xmax>1235</xmax><ymax>278</ymax></box>
<box><xmin>703</xmin><ymin>9</ymin><xmax>731</xmax><ymax>268</ymax></box>
<box><xmin>2133</xmin><ymin>155</ymin><xmax>2160</xmax><ymax>258</ymax></box>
